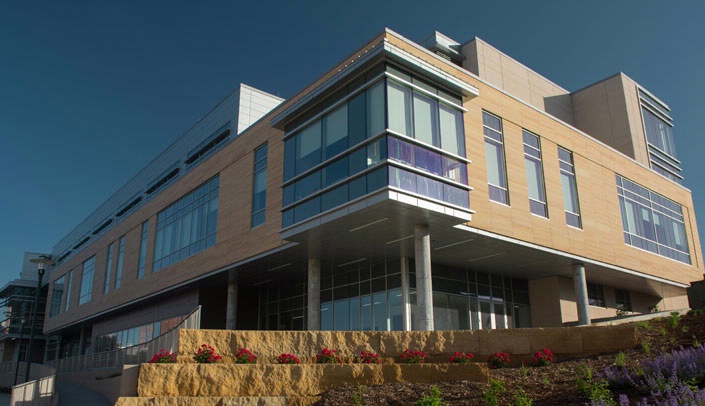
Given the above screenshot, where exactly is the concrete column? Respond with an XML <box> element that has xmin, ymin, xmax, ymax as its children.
<box><xmin>414</xmin><ymin>224</ymin><xmax>434</xmax><ymax>331</ymax></box>
<box><xmin>307</xmin><ymin>258</ymin><xmax>321</xmax><ymax>330</ymax></box>
<box><xmin>573</xmin><ymin>263</ymin><xmax>591</xmax><ymax>326</ymax></box>
<box><xmin>226</xmin><ymin>273</ymin><xmax>238</xmax><ymax>330</ymax></box>
<box><xmin>400</xmin><ymin>256</ymin><xmax>412</xmax><ymax>331</ymax></box>
<box><xmin>78</xmin><ymin>325</ymin><xmax>86</xmax><ymax>356</ymax></box>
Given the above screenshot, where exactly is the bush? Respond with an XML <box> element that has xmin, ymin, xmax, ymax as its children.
<box><xmin>482</xmin><ymin>379</ymin><xmax>505</xmax><ymax>406</ymax></box>
<box><xmin>448</xmin><ymin>351</ymin><xmax>474</xmax><ymax>364</ymax></box>
<box><xmin>234</xmin><ymin>348</ymin><xmax>257</xmax><ymax>364</ymax></box>
<box><xmin>276</xmin><ymin>353</ymin><xmax>300</xmax><ymax>364</ymax></box>
<box><xmin>400</xmin><ymin>349</ymin><xmax>427</xmax><ymax>364</ymax></box>
<box><xmin>193</xmin><ymin>344</ymin><xmax>223</xmax><ymax>363</ymax></box>
<box><xmin>316</xmin><ymin>348</ymin><xmax>342</xmax><ymax>364</ymax></box>
<box><xmin>358</xmin><ymin>350</ymin><xmax>382</xmax><ymax>364</ymax></box>
<box><xmin>530</xmin><ymin>348</ymin><xmax>553</xmax><ymax>367</ymax></box>
<box><xmin>488</xmin><ymin>352</ymin><xmax>511</xmax><ymax>369</ymax></box>
<box><xmin>415</xmin><ymin>385</ymin><xmax>444</xmax><ymax>406</ymax></box>
<box><xmin>149</xmin><ymin>348</ymin><xmax>176</xmax><ymax>363</ymax></box>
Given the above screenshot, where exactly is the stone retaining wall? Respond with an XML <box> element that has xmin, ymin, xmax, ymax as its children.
<box><xmin>177</xmin><ymin>324</ymin><xmax>637</xmax><ymax>364</ymax></box>
<box><xmin>136</xmin><ymin>363</ymin><xmax>488</xmax><ymax>398</ymax></box>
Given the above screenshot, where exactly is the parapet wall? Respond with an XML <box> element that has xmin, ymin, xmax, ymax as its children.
<box><xmin>177</xmin><ymin>324</ymin><xmax>638</xmax><ymax>364</ymax></box>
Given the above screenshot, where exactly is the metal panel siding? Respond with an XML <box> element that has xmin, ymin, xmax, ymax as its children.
<box><xmin>53</xmin><ymin>84</ymin><xmax>283</xmax><ymax>262</ymax></box>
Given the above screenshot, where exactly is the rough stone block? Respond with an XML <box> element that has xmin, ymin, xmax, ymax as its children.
<box><xmin>527</xmin><ymin>327</ymin><xmax>583</xmax><ymax>354</ymax></box>
<box><xmin>137</xmin><ymin>363</ymin><xmax>488</xmax><ymax>398</ymax></box>
<box><xmin>476</xmin><ymin>329</ymin><xmax>531</xmax><ymax>355</ymax></box>
<box><xmin>580</xmin><ymin>325</ymin><xmax>637</xmax><ymax>354</ymax></box>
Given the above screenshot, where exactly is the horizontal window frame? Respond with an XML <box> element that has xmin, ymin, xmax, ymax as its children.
<box><xmin>282</xmin><ymin>74</ymin><xmax>387</xmax><ymax>141</ymax></box>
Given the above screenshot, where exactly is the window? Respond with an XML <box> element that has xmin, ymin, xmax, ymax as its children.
<box><xmin>588</xmin><ymin>283</ymin><xmax>605</xmax><ymax>307</ymax></box>
<box><xmin>483</xmin><ymin>112</ymin><xmax>509</xmax><ymax>204</ymax></box>
<box><xmin>558</xmin><ymin>147</ymin><xmax>581</xmax><ymax>228</ymax></box>
<box><xmin>639</xmin><ymin>90</ymin><xmax>682</xmax><ymax>183</ymax></box>
<box><xmin>523</xmin><ymin>130</ymin><xmax>547</xmax><ymax>217</ymax></box>
<box><xmin>115</xmin><ymin>236</ymin><xmax>125</xmax><ymax>289</ymax></box>
<box><xmin>50</xmin><ymin>276</ymin><xmax>65</xmax><ymax>317</ymax></box>
<box><xmin>281</xmin><ymin>65</ymin><xmax>467</xmax><ymax>229</ymax></box>
<box><xmin>615</xmin><ymin>289</ymin><xmax>632</xmax><ymax>312</ymax></box>
<box><xmin>137</xmin><ymin>221</ymin><xmax>149</xmax><ymax>279</ymax></box>
<box><xmin>153</xmin><ymin>176</ymin><xmax>219</xmax><ymax>271</ymax></box>
<box><xmin>387</xmin><ymin>77</ymin><xmax>466</xmax><ymax>155</ymax></box>
<box><xmin>104</xmin><ymin>243</ymin><xmax>113</xmax><ymax>293</ymax></box>
<box><xmin>252</xmin><ymin>144</ymin><xmax>268</xmax><ymax>227</ymax></box>
<box><xmin>616</xmin><ymin>175</ymin><xmax>690</xmax><ymax>264</ymax></box>
<box><xmin>79</xmin><ymin>256</ymin><xmax>95</xmax><ymax>305</ymax></box>
<box><xmin>64</xmin><ymin>271</ymin><xmax>73</xmax><ymax>312</ymax></box>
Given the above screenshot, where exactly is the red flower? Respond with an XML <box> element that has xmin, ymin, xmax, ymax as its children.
<box><xmin>276</xmin><ymin>353</ymin><xmax>300</xmax><ymax>364</ymax></box>
<box><xmin>316</xmin><ymin>348</ymin><xmax>342</xmax><ymax>364</ymax></box>
<box><xmin>400</xmin><ymin>349</ymin><xmax>427</xmax><ymax>364</ymax></box>
<box><xmin>448</xmin><ymin>351</ymin><xmax>474</xmax><ymax>364</ymax></box>
<box><xmin>359</xmin><ymin>351</ymin><xmax>382</xmax><ymax>364</ymax></box>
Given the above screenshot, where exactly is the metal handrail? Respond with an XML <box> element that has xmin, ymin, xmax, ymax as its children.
<box><xmin>46</xmin><ymin>305</ymin><xmax>201</xmax><ymax>372</ymax></box>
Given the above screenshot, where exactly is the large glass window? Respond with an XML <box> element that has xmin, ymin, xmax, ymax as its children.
<box><xmin>296</xmin><ymin>122</ymin><xmax>322</xmax><ymax>176</ymax></box>
<box><xmin>79</xmin><ymin>256</ymin><xmax>95</xmax><ymax>305</ymax></box>
<box><xmin>523</xmin><ymin>130</ymin><xmax>547</xmax><ymax>217</ymax></box>
<box><xmin>137</xmin><ymin>221</ymin><xmax>148</xmax><ymax>279</ymax></box>
<box><xmin>50</xmin><ymin>275</ymin><xmax>65</xmax><ymax>317</ymax></box>
<box><xmin>386</xmin><ymin>78</ymin><xmax>465</xmax><ymax>154</ymax></box>
<box><xmin>154</xmin><ymin>176</ymin><xmax>219</xmax><ymax>271</ymax></box>
<box><xmin>387</xmin><ymin>81</ymin><xmax>413</xmax><ymax>137</ymax></box>
<box><xmin>252</xmin><ymin>144</ymin><xmax>268</xmax><ymax>227</ymax></box>
<box><xmin>639</xmin><ymin>90</ymin><xmax>682</xmax><ymax>183</ymax></box>
<box><xmin>483</xmin><ymin>112</ymin><xmax>509</xmax><ymax>205</ymax></box>
<box><xmin>616</xmin><ymin>175</ymin><xmax>690</xmax><ymax>264</ymax></box>
<box><xmin>115</xmin><ymin>236</ymin><xmax>125</xmax><ymax>289</ymax></box>
<box><xmin>104</xmin><ymin>243</ymin><xmax>113</xmax><ymax>293</ymax></box>
<box><xmin>281</xmin><ymin>64</ymin><xmax>467</xmax><ymax>229</ymax></box>
<box><xmin>558</xmin><ymin>147</ymin><xmax>581</xmax><ymax>228</ymax></box>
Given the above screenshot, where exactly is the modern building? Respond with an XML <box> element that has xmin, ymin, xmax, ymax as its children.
<box><xmin>41</xmin><ymin>29</ymin><xmax>702</xmax><ymax>358</ymax></box>
<box><xmin>0</xmin><ymin>252</ymin><xmax>48</xmax><ymax>363</ymax></box>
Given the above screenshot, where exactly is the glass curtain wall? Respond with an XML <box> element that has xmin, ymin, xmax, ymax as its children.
<box><xmin>312</xmin><ymin>259</ymin><xmax>530</xmax><ymax>332</ymax></box>
<box><xmin>282</xmin><ymin>63</ymin><xmax>469</xmax><ymax>228</ymax></box>
<box><xmin>153</xmin><ymin>176</ymin><xmax>219</xmax><ymax>271</ymax></box>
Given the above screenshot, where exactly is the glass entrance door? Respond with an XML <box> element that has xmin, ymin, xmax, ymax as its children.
<box><xmin>477</xmin><ymin>299</ymin><xmax>507</xmax><ymax>329</ymax></box>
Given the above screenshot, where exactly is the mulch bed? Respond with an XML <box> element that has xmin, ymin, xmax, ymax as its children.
<box><xmin>315</xmin><ymin>312</ymin><xmax>705</xmax><ymax>405</ymax></box>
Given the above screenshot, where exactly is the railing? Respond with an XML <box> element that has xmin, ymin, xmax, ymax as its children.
<box><xmin>10</xmin><ymin>374</ymin><xmax>56</xmax><ymax>406</ymax></box>
<box><xmin>0</xmin><ymin>362</ymin><xmax>58</xmax><ymax>406</ymax></box>
<box><xmin>47</xmin><ymin>305</ymin><xmax>201</xmax><ymax>373</ymax></box>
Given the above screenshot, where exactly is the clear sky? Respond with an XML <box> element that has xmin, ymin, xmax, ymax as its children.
<box><xmin>1</xmin><ymin>0</ymin><xmax>703</xmax><ymax>286</ymax></box>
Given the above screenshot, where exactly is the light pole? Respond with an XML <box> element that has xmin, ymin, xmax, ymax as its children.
<box><xmin>25</xmin><ymin>255</ymin><xmax>53</xmax><ymax>383</ymax></box>
<box><xmin>13</xmin><ymin>316</ymin><xmax>25</xmax><ymax>385</ymax></box>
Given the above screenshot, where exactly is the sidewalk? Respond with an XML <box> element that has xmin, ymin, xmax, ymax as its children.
<box><xmin>56</xmin><ymin>382</ymin><xmax>111</xmax><ymax>405</ymax></box>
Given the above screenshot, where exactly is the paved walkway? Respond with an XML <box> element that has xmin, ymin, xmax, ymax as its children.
<box><xmin>56</xmin><ymin>382</ymin><xmax>111</xmax><ymax>406</ymax></box>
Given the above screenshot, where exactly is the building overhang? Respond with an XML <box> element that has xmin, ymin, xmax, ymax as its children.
<box><xmin>270</xmin><ymin>39</ymin><xmax>479</xmax><ymax>130</ymax></box>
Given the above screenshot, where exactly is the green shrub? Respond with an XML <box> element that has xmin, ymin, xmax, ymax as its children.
<box><xmin>482</xmin><ymin>379</ymin><xmax>505</xmax><ymax>406</ymax></box>
<box><xmin>415</xmin><ymin>385</ymin><xmax>444</xmax><ymax>406</ymax></box>
<box><xmin>614</xmin><ymin>351</ymin><xmax>626</xmax><ymax>367</ymax></box>
<box><xmin>513</xmin><ymin>389</ymin><xmax>533</xmax><ymax>406</ymax></box>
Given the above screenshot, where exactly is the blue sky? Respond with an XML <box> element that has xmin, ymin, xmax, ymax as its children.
<box><xmin>1</xmin><ymin>1</ymin><xmax>703</xmax><ymax>286</ymax></box>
